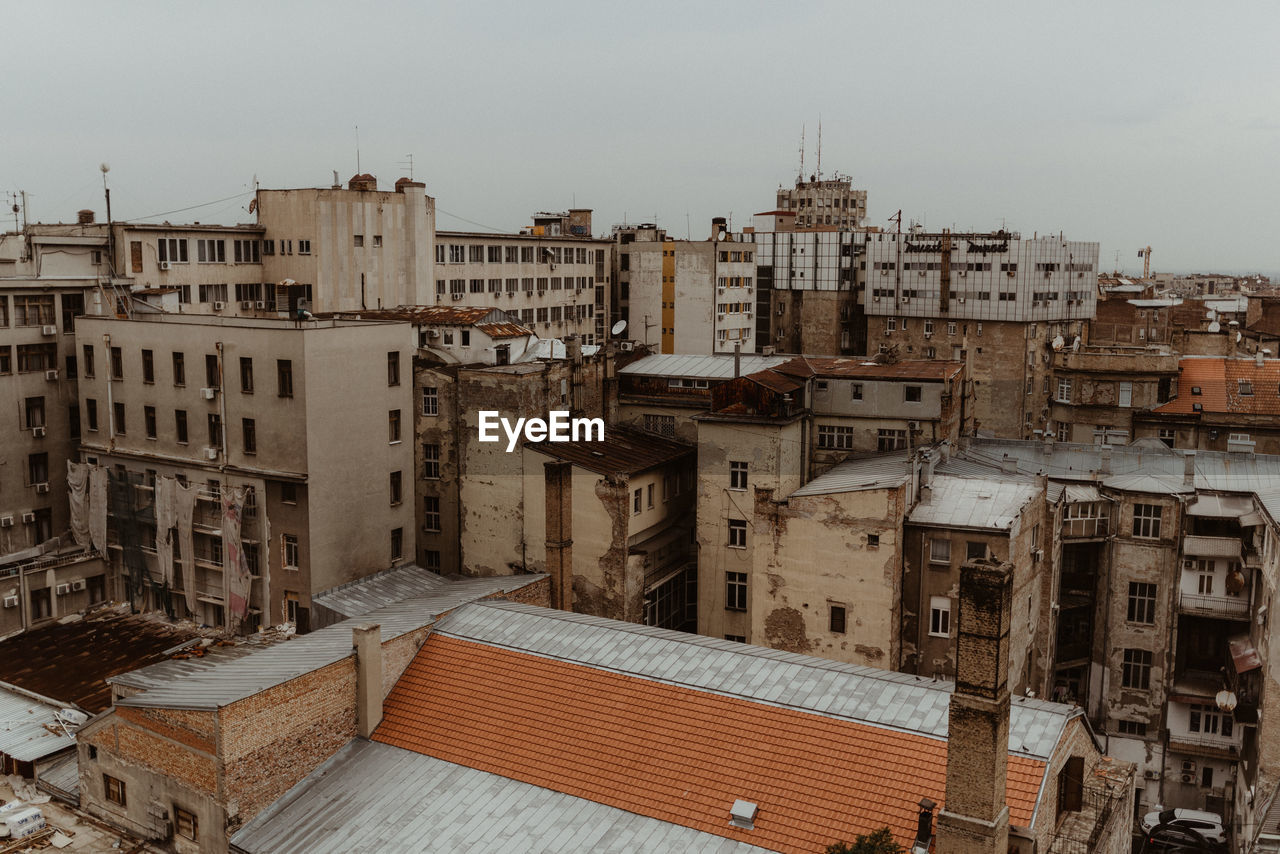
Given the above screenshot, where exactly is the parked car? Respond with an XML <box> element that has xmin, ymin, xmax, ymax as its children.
<box><xmin>1140</xmin><ymin>824</ymin><xmax>1214</xmax><ymax>853</ymax></box>
<box><xmin>1140</xmin><ymin>809</ymin><xmax>1226</xmax><ymax>845</ymax></box>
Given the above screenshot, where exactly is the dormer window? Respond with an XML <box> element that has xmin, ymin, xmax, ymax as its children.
<box><xmin>1239</xmin><ymin>380</ymin><xmax>1253</xmax><ymax>395</ymax></box>
<box><xmin>1191</xmin><ymin>386</ymin><xmax>1202</xmax><ymax>395</ymax></box>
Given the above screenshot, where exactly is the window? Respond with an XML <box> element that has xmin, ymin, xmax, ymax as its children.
<box><xmin>157</xmin><ymin>238</ymin><xmax>189</xmax><ymax>264</ymax></box>
<box><xmin>1117</xmin><ymin>719</ymin><xmax>1148</xmax><ymax>737</ymax></box>
<box><xmin>391</xmin><ymin>527</ymin><xmax>403</xmax><ymax>561</ymax></box>
<box><xmin>829</xmin><ymin>605</ymin><xmax>847</xmax><ymax>634</ymax></box>
<box><xmin>424</xmin><ymin>550</ymin><xmax>441</xmax><ymax>572</ymax></box>
<box><xmin>390</xmin><ymin>471</ymin><xmax>402</xmax><ymax>505</ymax></box>
<box><xmin>424</xmin><ymin>496</ymin><xmax>441</xmax><ymax>532</ymax></box>
<box><xmin>1132</xmin><ymin>504</ymin><xmax>1162</xmax><ymax>539</ymax></box>
<box><xmin>966</xmin><ymin>541</ymin><xmax>987</xmax><ymax>560</ymax></box>
<box><xmin>104</xmin><ymin>774</ymin><xmax>126</xmax><ymax>806</ymax></box>
<box><xmin>1118</xmin><ymin>381</ymin><xmax>1132</xmax><ymax>408</ymax></box>
<box><xmin>28</xmin><ymin>452</ymin><xmax>49</xmax><ymax>485</ymax></box>
<box><xmin>422</xmin><ymin>443</ymin><xmax>440</xmax><ymax>479</ymax></box>
<box><xmin>388</xmin><ymin>409</ymin><xmax>402</xmax><ymax>442</ymax></box>
<box><xmin>633</xmin><ymin>488</ymin><xmax>642</xmax><ymax>514</ymax></box>
<box><xmin>175</xmin><ymin>410</ymin><xmax>188</xmax><ymax>443</ymax></box>
<box><xmin>726</xmin><ymin>572</ymin><xmax>747</xmax><ymax>610</ymax></box>
<box><xmin>233</xmin><ymin>239</ymin><xmax>260</xmax><ymax>263</ymax></box>
<box><xmin>867</xmin><ymin>533</ymin><xmax>880</xmax><ymax>548</ymax></box>
<box><xmin>111</xmin><ymin>347</ymin><xmax>123</xmax><ymax>380</ymax></box>
<box><xmin>728</xmin><ymin>519</ymin><xmax>747</xmax><ymax>548</ymax></box>
<box><xmin>277</xmin><ymin>360</ymin><xmax>293</xmax><ymax>397</ymax></box>
<box><xmin>205</xmin><ymin>354</ymin><xmax>219</xmax><ymax>389</ymax></box>
<box><xmin>929</xmin><ymin>538</ymin><xmax>951</xmax><ymax>564</ymax></box>
<box><xmin>929</xmin><ymin>597</ymin><xmax>951</xmax><ymax>637</ymax></box>
<box><xmin>851</xmin><ymin>383</ymin><xmax>863</xmax><ymax>401</ymax></box>
<box><xmin>1189</xmin><ymin>703</ymin><xmax>1233</xmax><ymax>738</ymax></box>
<box><xmin>144</xmin><ymin>406</ymin><xmax>157</xmax><ymax>439</ymax></box>
<box><xmin>387</xmin><ymin>351</ymin><xmax>400</xmax><ymax>386</ymax></box>
<box><xmin>283</xmin><ymin>534</ymin><xmax>300</xmax><ymax>569</ymax></box>
<box><xmin>643</xmin><ymin>413</ymin><xmax>675</xmax><ymax>438</ymax></box>
<box><xmin>196</xmin><ymin>239</ymin><xmax>226</xmax><ymax>263</ymax></box>
<box><xmin>174</xmin><ymin>806</ymin><xmax>197</xmax><ymax>841</ymax></box>
<box><xmin>1121</xmin><ymin>648</ymin><xmax>1152</xmax><ymax>689</ymax></box>
<box><xmin>1157</xmin><ymin>427</ymin><xmax>1175</xmax><ymax>448</ymax></box>
<box><xmin>85</xmin><ymin>399</ymin><xmax>98</xmax><ymax>431</ymax></box>
<box><xmin>877</xmin><ymin>429</ymin><xmax>908</xmax><ymax>451</ymax></box>
<box><xmin>83</xmin><ymin>344</ymin><xmax>95</xmax><ymax>378</ymax></box>
<box><xmin>281</xmin><ymin>483</ymin><xmax>297</xmax><ymax>504</ymax></box>
<box><xmin>646</xmin><ymin>483</ymin><xmax>654</xmax><ymax>508</ymax></box>
<box><xmin>16</xmin><ymin>343</ymin><xmax>55</xmax><ymax>373</ymax></box>
<box><xmin>354</xmin><ymin>234</ymin><xmax>365</xmax><ymax>248</ymax></box>
<box><xmin>242</xmin><ymin>418</ymin><xmax>256</xmax><ymax>454</ymax></box>
<box><xmin>24</xmin><ymin>396</ymin><xmax>45</xmax><ymax>429</ymax></box>
<box><xmin>1127</xmin><ymin>582</ymin><xmax>1156</xmax><ymax>624</ymax></box>
<box><xmin>208</xmin><ymin>413</ymin><xmax>222</xmax><ymax>448</ymax></box>
<box><xmin>817</xmin><ymin>425</ymin><xmax>855</xmax><ymax>450</ymax></box>
<box><xmin>14</xmin><ymin>295</ymin><xmax>54</xmax><ymax>326</ymax></box>
<box><xmin>142</xmin><ymin>349</ymin><xmax>154</xmax><ymax>383</ymax></box>
<box><xmin>171</xmin><ymin>352</ymin><xmax>185</xmax><ymax>386</ymax></box>
<box><xmin>422</xmin><ymin>387</ymin><xmax>439</xmax><ymax>416</ymax></box>
<box><xmin>729</xmin><ymin>461</ymin><xmax>748</xmax><ymax>490</ymax></box>
<box><xmin>1056</xmin><ymin>377</ymin><xmax>1072</xmax><ymax>403</ymax></box>
<box><xmin>239</xmin><ymin>357</ymin><xmax>253</xmax><ymax>393</ymax></box>
<box><xmin>725</xmin><ymin>634</ymin><xmax>746</xmax><ymax>643</ymax></box>
<box><xmin>113</xmin><ymin>402</ymin><xmax>126</xmax><ymax>434</ymax></box>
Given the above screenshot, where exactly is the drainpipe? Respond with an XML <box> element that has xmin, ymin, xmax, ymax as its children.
<box><xmin>216</xmin><ymin>342</ymin><xmax>228</xmax><ymax>472</ymax></box>
<box><xmin>103</xmin><ymin>333</ymin><xmax>115</xmax><ymax>451</ymax></box>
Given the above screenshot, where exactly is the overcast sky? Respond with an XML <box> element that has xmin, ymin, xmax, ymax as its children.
<box><xmin>5</xmin><ymin>1</ymin><xmax>1278</xmax><ymax>275</ymax></box>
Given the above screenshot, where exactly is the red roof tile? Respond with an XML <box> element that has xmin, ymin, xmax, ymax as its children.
<box><xmin>373</xmin><ymin>635</ymin><xmax>1047</xmax><ymax>853</ymax></box>
<box><xmin>1154</xmin><ymin>357</ymin><xmax>1280</xmax><ymax>416</ymax></box>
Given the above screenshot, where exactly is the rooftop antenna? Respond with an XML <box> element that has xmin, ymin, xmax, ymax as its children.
<box><xmin>355</xmin><ymin>125</ymin><xmax>361</xmax><ymax>174</ymax></box>
<box><xmin>798</xmin><ymin>124</ymin><xmax>805</xmax><ymax>183</ymax></box>
<box><xmin>397</xmin><ymin>154</ymin><xmax>414</xmax><ymax>180</ymax></box>
<box><xmin>100</xmin><ymin>162</ymin><xmax>111</xmax><ymax>229</ymax></box>
<box><xmin>816</xmin><ymin>115</ymin><xmax>822</xmax><ymax>180</ymax></box>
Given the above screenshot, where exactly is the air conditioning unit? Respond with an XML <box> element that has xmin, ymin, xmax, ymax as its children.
<box><xmin>204</xmin><ymin>447</ymin><xmax>219</xmax><ymax>461</ymax></box>
<box><xmin>213</xmin><ymin>301</ymin><xmax>225</xmax><ymax>311</ymax></box>
<box><xmin>717</xmin><ymin>313</ymin><xmax>725</xmax><ymax>321</ymax></box>
<box><xmin>880</xmin><ymin>269</ymin><xmax>888</xmax><ymax>276</ymax></box>
<box><xmin>71</xmin><ymin>579</ymin><xmax>86</xmax><ymax>591</ymax></box>
<box><xmin>1183</xmin><ymin>559</ymin><xmax>1195</xmax><ymax>570</ymax></box>
<box><xmin>1143</xmin><ymin>770</ymin><xmax>1160</xmax><ymax>781</ymax></box>
<box><xmin>21</xmin><ymin>512</ymin><xmax>35</xmax><ymax>524</ymax></box>
<box><xmin>2</xmin><ymin>596</ymin><xmax>16</xmax><ymax>608</ymax></box>
<box><xmin>255</xmin><ymin>300</ymin><xmax>266</xmax><ymax>309</ymax></box>
<box><xmin>908</xmin><ymin>420</ymin><xmax>920</xmax><ymax>432</ymax></box>
<box><xmin>619</xmin><ymin>341</ymin><xmax>634</xmax><ymax>352</ymax></box>
<box><xmin>918</xmin><ymin>270</ymin><xmax>926</xmax><ymax>277</ymax></box>
<box><xmin>44</xmin><ymin>370</ymin><xmax>58</xmax><ymax>381</ymax></box>
<box><xmin>1033</xmin><ymin>548</ymin><xmax>1044</xmax><ymax>563</ymax></box>
<box><xmin>32</xmin><ymin>426</ymin><xmax>45</xmax><ymax>438</ymax></box>
<box><xmin>924</xmin><ymin>332</ymin><xmax>932</xmax><ymax>339</ymax></box>
<box><xmin>426</xmin><ymin>329</ymin><xmax>440</xmax><ymax>338</ymax></box>
<box><xmin>1181</xmin><ymin>760</ymin><xmax>1196</xmax><ymax>773</ymax></box>
<box><xmin>776</xmin><ymin>304</ymin><xmax>785</xmax><ymax>315</ymax></box>
<box><xmin>452</xmin><ymin>293</ymin><xmax>463</xmax><ymax>301</ymax></box>
<box><xmin>718</xmin><ymin>287</ymin><xmax>726</xmax><ymax>295</ymax></box>
<box><xmin>55</xmin><ymin>583</ymin><xmax>70</xmax><ymax>596</ymax></box>
<box><xmin>958</xmin><ymin>298</ymin><xmax>966</xmax><ymax>304</ymax></box>
<box><xmin>959</xmin><ymin>270</ymin><xmax>967</xmax><ymax>277</ymax></box>
<box><xmin>240</xmin><ymin>300</ymin><xmax>253</xmax><ymax>310</ymax></box>
<box><xmin>41</xmin><ymin>325</ymin><xmax>58</xmax><ymax>336</ymax></box>
<box><xmin>159</xmin><ymin>261</ymin><xmax>172</xmax><ymax>271</ymax></box>
<box><xmin>202</xmin><ymin>387</ymin><xmax>217</xmax><ymax>400</ymax></box>
<box><xmin>35</xmin><ymin>483</ymin><xmax>49</xmax><ymax>494</ymax></box>
<box><xmin>1180</xmin><ymin>773</ymin><xmax>1196</xmax><ymax>785</ymax></box>
<box><xmin>0</xmin><ymin>516</ymin><xmax>12</xmax><ymax>528</ymax></box>
<box><xmin>1044</xmin><ymin>272</ymin><xmax>1052</xmax><ymax>279</ymax></box>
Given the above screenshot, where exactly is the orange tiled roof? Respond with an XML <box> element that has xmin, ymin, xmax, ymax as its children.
<box><xmin>373</xmin><ymin>635</ymin><xmax>1047</xmax><ymax>854</ymax></box>
<box><xmin>1154</xmin><ymin>357</ymin><xmax>1280</xmax><ymax>416</ymax></box>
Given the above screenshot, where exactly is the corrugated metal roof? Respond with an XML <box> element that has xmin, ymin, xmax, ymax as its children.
<box><xmin>619</xmin><ymin>353</ymin><xmax>789</xmax><ymax>379</ymax></box>
<box><xmin>432</xmin><ymin>602</ymin><xmax>1074</xmax><ymax>760</ymax></box>
<box><xmin>474</xmin><ymin>321</ymin><xmax>531</xmax><ymax>339</ymax></box>
<box><xmin>909</xmin><ymin>476</ymin><xmax>1039</xmax><ymax>530</ymax></box>
<box><xmin>526</xmin><ymin>425</ymin><xmax>693</xmax><ymax>475</ymax></box>
<box><xmin>230</xmin><ymin>739</ymin><xmax>774</xmax><ymax>854</ymax></box>
<box><xmin>114</xmin><ymin>575</ymin><xmax>546</xmax><ymax>710</ymax></box>
<box><xmin>35</xmin><ymin>751</ymin><xmax>79</xmax><ymax>803</ymax></box>
<box><xmin>311</xmin><ymin>565</ymin><xmax>449</xmax><ymax>618</ymax></box>
<box><xmin>791</xmin><ymin>452</ymin><xmax>912</xmax><ymax>496</ymax></box>
<box><xmin>779</xmin><ymin>357</ymin><xmax>963</xmax><ymax>381</ymax></box>
<box><xmin>0</xmin><ymin>683</ymin><xmax>77</xmax><ymax>762</ymax></box>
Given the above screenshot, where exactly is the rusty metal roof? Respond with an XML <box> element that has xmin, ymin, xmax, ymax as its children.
<box><xmin>475</xmin><ymin>321</ymin><xmax>532</xmax><ymax>339</ymax></box>
<box><xmin>319</xmin><ymin>306</ymin><xmax>514</xmax><ymax>325</ymax></box>
<box><xmin>778</xmin><ymin>357</ymin><xmax>963</xmax><ymax>381</ymax></box>
<box><xmin>743</xmin><ymin>369</ymin><xmax>805</xmax><ymax>393</ymax></box>
<box><xmin>526</xmin><ymin>426</ymin><xmax>694</xmax><ymax>476</ymax></box>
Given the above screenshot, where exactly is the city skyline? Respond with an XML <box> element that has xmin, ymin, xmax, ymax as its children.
<box><xmin>4</xmin><ymin>2</ymin><xmax>1279</xmax><ymax>276</ymax></box>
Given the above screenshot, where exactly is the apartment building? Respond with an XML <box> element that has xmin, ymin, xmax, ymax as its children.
<box><xmin>1049</xmin><ymin>344</ymin><xmax>1180</xmax><ymax>445</ymax></box>
<box><xmin>864</xmin><ymin>229</ymin><xmax>1099</xmax><ymax>438</ymax></box>
<box><xmin>75</xmin><ymin>313</ymin><xmax>415</xmax><ymax>632</ymax></box>
<box><xmin>612</xmin><ymin>222</ymin><xmax>755</xmax><ymax>354</ymax></box>
<box><xmin>435</xmin><ymin>213</ymin><xmax>609</xmax><ymax>345</ymax></box>
<box><xmin>0</xmin><ymin>219</ymin><xmax>106</xmax><ymax>550</ymax></box>
<box><xmin>112</xmin><ymin>222</ymin><xmax>268</xmax><ymax>315</ymax></box>
<box><xmin>749</xmin><ymin>228</ymin><xmax>865</xmax><ymax>355</ymax></box>
<box><xmin>1135</xmin><ymin>354</ymin><xmax>1280</xmax><ymax>453</ymax></box>
<box><xmin>774</xmin><ymin>173</ymin><xmax>868</xmax><ymax>230</ymax></box>
<box><xmin>0</xmin><ymin>539</ymin><xmax>108</xmax><ymax>636</ymax></box>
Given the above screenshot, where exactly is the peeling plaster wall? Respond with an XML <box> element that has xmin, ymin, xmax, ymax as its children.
<box><xmin>749</xmin><ymin>484</ymin><xmax>904</xmax><ymax>667</ymax></box>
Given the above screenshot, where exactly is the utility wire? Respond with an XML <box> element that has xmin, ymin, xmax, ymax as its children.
<box><xmin>122</xmin><ymin>190</ymin><xmax>255</xmax><ymax>223</ymax></box>
<box><xmin>436</xmin><ymin>207</ymin><xmax>512</xmax><ymax>233</ymax></box>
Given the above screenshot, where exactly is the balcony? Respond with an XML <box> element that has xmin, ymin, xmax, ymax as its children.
<box><xmin>1061</xmin><ymin>516</ymin><xmax>1108</xmax><ymax>539</ymax></box>
<box><xmin>1182</xmin><ymin>535</ymin><xmax>1242</xmax><ymax>559</ymax></box>
<box><xmin>1178</xmin><ymin>590</ymin><xmax>1250</xmax><ymax>620</ymax></box>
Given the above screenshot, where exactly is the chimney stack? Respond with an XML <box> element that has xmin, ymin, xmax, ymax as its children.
<box><xmin>936</xmin><ymin>559</ymin><xmax>1013</xmax><ymax>854</ymax></box>
<box><xmin>999</xmin><ymin>453</ymin><xmax>1017</xmax><ymax>475</ymax></box>
<box><xmin>353</xmin><ymin>623</ymin><xmax>383</xmax><ymax>738</ymax></box>
<box><xmin>1256</xmin><ymin>350</ymin><xmax>1265</xmax><ymax>368</ymax></box>
<box><xmin>77</xmin><ymin>209</ymin><xmax>95</xmax><ymax>225</ymax></box>
<box><xmin>1184</xmin><ymin>450</ymin><xmax>1197</xmax><ymax>485</ymax></box>
<box><xmin>711</xmin><ymin>216</ymin><xmax>727</xmax><ymax>240</ymax></box>
<box><xmin>733</xmin><ymin>341</ymin><xmax>742</xmax><ymax>379</ymax></box>
<box><xmin>914</xmin><ymin>797</ymin><xmax>936</xmax><ymax>851</ymax></box>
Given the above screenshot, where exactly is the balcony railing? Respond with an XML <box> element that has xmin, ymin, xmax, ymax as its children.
<box><xmin>1182</xmin><ymin>535</ymin><xmax>1242</xmax><ymax>559</ymax></box>
<box><xmin>1062</xmin><ymin>517</ymin><xmax>1109</xmax><ymax>539</ymax></box>
<box><xmin>1178</xmin><ymin>590</ymin><xmax>1250</xmax><ymax>619</ymax></box>
<box><xmin>1168</xmin><ymin>730</ymin><xmax>1242</xmax><ymax>755</ymax></box>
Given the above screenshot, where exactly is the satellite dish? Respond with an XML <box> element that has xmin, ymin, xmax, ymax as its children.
<box><xmin>1208</xmin><ymin>321</ymin><xmax>1221</xmax><ymax>333</ymax></box>
<box><xmin>1237</xmin><ymin>332</ymin><xmax>1243</xmax><ymax>343</ymax></box>
<box><xmin>610</xmin><ymin>320</ymin><xmax>627</xmax><ymax>336</ymax></box>
<box><xmin>99</xmin><ymin>162</ymin><xmax>110</xmax><ymax>174</ymax></box>
<box><xmin>1216</xmin><ymin>690</ymin><xmax>1238</xmax><ymax>712</ymax></box>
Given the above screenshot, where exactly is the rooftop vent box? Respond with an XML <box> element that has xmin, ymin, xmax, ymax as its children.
<box><xmin>729</xmin><ymin>799</ymin><xmax>758</xmax><ymax>830</ymax></box>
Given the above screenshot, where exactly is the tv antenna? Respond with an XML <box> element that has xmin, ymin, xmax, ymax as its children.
<box><xmin>816</xmin><ymin>115</ymin><xmax>822</xmax><ymax>180</ymax></box>
<box><xmin>798</xmin><ymin>124</ymin><xmax>805</xmax><ymax>182</ymax></box>
<box><xmin>398</xmin><ymin>154</ymin><xmax>415</xmax><ymax>180</ymax></box>
<box><xmin>355</xmin><ymin>125</ymin><xmax>361</xmax><ymax>173</ymax></box>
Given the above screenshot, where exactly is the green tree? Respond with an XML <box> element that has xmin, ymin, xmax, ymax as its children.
<box><xmin>826</xmin><ymin>827</ymin><xmax>906</xmax><ymax>854</ymax></box>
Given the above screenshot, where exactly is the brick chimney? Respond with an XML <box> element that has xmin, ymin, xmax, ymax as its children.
<box><xmin>353</xmin><ymin>623</ymin><xmax>383</xmax><ymax>738</ymax></box>
<box><xmin>935</xmin><ymin>558</ymin><xmax>1013</xmax><ymax>854</ymax></box>
<box><xmin>77</xmin><ymin>209</ymin><xmax>95</xmax><ymax>224</ymax></box>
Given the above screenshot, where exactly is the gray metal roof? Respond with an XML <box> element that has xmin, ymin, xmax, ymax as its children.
<box><xmin>311</xmin><ymin>564</ymin><xmax>449</xmax><ymax>618</ymax></box>
<box><xmin>909</xmin><ymin>476</ymin><xmax>1039</xmax><ymax>530</ymax></box>
<box><xmin>0</xmin><ymin>683</ymin><xmax>76</xmax><ymax>762</ymax></box>
<box><xmin>433</xmin><ymin>601</ymin><xmax>1074</xmax><ymax>760</ymax></box>
<box><xmin>36</xmin><ymin>751</ymin><xmax>79</xmax><ymax>802</ymax></box>
<box><xmin>791</xmin><ymin>451</ymin><xmax>911</xmax><ymax>496</ymax></box>
<box><xmin>619</xmin><ymin>353</ymin><xmax>789</xmax><ymax>380</ymax></box>
<box><xmin>114</xmin><ymin>575</ymin><xmax>545</xmax><ymax>710</ymax></box>
<box><xmin>230</xmin><ymin>739</ymin><xmax>774</xmax><ymax>854</ymax></box>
